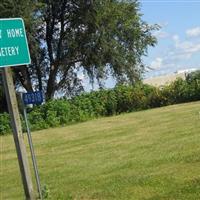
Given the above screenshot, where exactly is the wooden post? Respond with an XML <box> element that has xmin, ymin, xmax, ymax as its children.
<box><xmin>2</xmin><ymin>67</ymin><xmax>35</xmax><ymax>200</ymax></box>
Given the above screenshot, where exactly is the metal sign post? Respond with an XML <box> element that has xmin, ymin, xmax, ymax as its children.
<box><xmin>21</xmin><ymin>92</ymin><xmax>43</xmax><ymax>200</ymax></box>
<box><xmin>2</xmin><ymin>67</ymin><xmax>35</xmax><ymax>199</ymax></box>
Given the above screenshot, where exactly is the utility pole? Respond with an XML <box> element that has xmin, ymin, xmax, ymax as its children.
<box><xmin>2</xmin><ymin>67</ymin><xmax>35</xmax><ymax>199</ymax></box>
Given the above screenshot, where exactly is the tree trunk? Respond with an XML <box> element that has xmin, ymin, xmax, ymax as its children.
<box><xmin>35</xmin><ymin>63</ymin><xmax>43</xmax><ymax>91</ymax></box>
<box><xmin>14</xmin><ymin>66</ymin><xmax>33</xmax><ymax>92</ymax></box>
<box><xmin>46</xmin><ymin>65</ymin><xmax>58</xmax><ymax>100</ymax></box>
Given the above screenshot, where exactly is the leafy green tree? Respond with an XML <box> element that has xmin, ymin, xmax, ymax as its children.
<box><xmin>186</xmin><ymin>70</ymin><xmax>200</xmax><ymax>84</ymax></box>
<box><xmin>186</xmin><ymin>70</ymin><xmax>200</xmax><ymax>100</ymax></box>
<box><xmin>37</xmin><ymin>0</ymin><xmax>159</xmax><ymax>99</ymax></box>
<box><xmin>0</xmin><ymin>0</ymin><xmax>158</xmax><ymax>100</ymax></box>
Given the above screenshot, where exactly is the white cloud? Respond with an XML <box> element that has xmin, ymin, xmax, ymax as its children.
<box><xmin>150</xmin><ymin>57</ymin><xmax>163</xmax><ymax>69</ymax></box>
<box><xmin>146</xmin><ymin>35</ymin><xmax>200</xmax><ymax>73</ymax></box>
<box><xmin>153</xmin><ymin>22</ymin><xmax>169</xmax><ymax>39</ymax></box>
<box><xmin>153</xmin><ymin>30</ymin><xmax>169</xmax><ymax>39</ymax></box>
<box><xmin>147</xmin><ymin>20</ymin><xmax>169</xmax><ymax>40</ymax></box>
<box><xmin>172</xmin><ymin>34</ymin><xmax>179</xmax><ymax>42</ymax></box>
<box><xmin>158</xmin><ymin>21</ymin><xmax>169</xmax><ymax>27</ymax></box>
<box><xmin>186</xmin><ymin>27</ymin><xmax>200</xmax><ymax>37</ymax></box>
<box><xmin>172</xmin><ymin>34</ymin><xmax>200</xmax><ymax>58</ymax></box>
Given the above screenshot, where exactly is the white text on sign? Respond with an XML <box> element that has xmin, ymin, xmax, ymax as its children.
<box><xmin>0</xmin><ymin>47</ymin><xmax>19</xmax><ymax>57</ymax></box>
<box><xmin>0</xmin><ymin>28</ymin><xmax>24</xmax><ymax>39</ymax></box>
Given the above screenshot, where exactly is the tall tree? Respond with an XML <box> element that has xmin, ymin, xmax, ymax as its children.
<box><xmin>0</xmin><ymin>0</ymin><xmax>159</xmax><ymax>100</ymax></box>
<box><xmin>36</xmin><ymin>0</ymin><xmax>158</xmax><ymax>99</ymax></box>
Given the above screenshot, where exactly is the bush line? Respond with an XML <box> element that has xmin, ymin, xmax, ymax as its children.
<box><xmin>1</xmin><ymin>71</ymin><xmax>200</xmax><ymax>135</ymax></box>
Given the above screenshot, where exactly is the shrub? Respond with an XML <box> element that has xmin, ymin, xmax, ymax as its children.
<box><xmin>28</xmin><ymin>108</ymin><xmax>49</xmax><ymax>131</ymax></box>
<box><xmin>42</xmin><ymin>100</ymin><xmax>72</xmax><ymax>126</ymax></box>
<box><xmin>1</xmin><ymin>71</ymin><xmax>200</xmax><ymax>135</ymax></box>
<box><xmin>0</xmin><ymin>113</ymin><xmax>11</xmax><ymax>135</ymax></box>
<box><xmin>72</xmin><ymin>94</ymin><xmax>96</xmax><ymax>121</ymax></box>
<box><xmin>186</xmin><ymin>70</ymin><xmax>200</xmax><ymax>101</ymax></box>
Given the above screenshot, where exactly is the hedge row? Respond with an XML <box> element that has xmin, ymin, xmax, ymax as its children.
<box><xmin>1</xmin><ymin>71</ymin><xmax>200</xmax><ymax>135</ymax></box>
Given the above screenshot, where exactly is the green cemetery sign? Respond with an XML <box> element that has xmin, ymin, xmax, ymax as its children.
<box><xmin>0</xmin><ymin>18</ymin><xmax>31</xmax><ymax>68</ymax></box>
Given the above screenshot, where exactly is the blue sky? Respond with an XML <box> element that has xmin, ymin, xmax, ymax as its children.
<box><xmin>81</xmin><ymin>0</ymin><xmax>200</xmax><ymax>90</ymax></box>
<box><xmin>141</xmin><ymin>0</ymin><xmax>200</xmax><ymax>78</ymax></box>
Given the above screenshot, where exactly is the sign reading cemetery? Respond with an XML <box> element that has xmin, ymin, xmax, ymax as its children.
<box><xmin>0</xmin><ymin>18</ymin><xmax>31</xmax><ymax>68</ymax></box>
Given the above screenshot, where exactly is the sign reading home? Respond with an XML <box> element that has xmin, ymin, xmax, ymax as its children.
<box><xmin>0</xmin><ymin>18</ymin><xmax>31</xmax><ymax>68</ymax></box>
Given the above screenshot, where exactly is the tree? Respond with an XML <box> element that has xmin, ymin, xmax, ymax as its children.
<box><xmin>186</xmin><ymin>70</ymin><xmax>200</xmax><ymax>84</ymax></box>
<box><xmin>0</xmin><ymin>0</ymin><xmax>37</xmax><ymax>92</ymax></box>
<box><xmin>0</xmin><ymin>0</ymin><xmax>158</xmax><ymax>100</ymax></box>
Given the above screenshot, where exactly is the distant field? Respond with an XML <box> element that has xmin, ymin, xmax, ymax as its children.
<box><xmin>1</xmin><ymin>101</ymin><xmax>200</xmax><ymax>200</ymax></box>
<box><xmin>143</xmin><ymin>72</ymin><xmax>186</xmax><ymax>87</ymax></box>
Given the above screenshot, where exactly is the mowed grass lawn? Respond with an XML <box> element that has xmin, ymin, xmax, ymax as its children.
<box><xmin>1</xmin><ymin>101</ymin><xmax>200</xmax><ymax>200</ymax></box>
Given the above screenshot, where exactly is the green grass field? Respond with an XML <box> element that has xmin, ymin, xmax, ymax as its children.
<box><xmin>1</xmin><ymin>101</ymin><xmax>200</xmax><ymax>200</ymax></box>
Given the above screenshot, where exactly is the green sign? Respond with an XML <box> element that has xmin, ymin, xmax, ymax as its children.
<box><xmin>0</xmin><ymin>18</ymin><xmax>31</xmax><ymax>68</ymax></box>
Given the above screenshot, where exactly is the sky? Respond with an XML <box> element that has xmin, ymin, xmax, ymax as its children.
<box><xmin>141</xmin><ymin>0</ymin><xmax>200</xmax><ymax>78</ymax></box>
<box><xmin>80</xmin><ymin>0</ymin><xmax>200</xmax><ymax>91</ymax></box>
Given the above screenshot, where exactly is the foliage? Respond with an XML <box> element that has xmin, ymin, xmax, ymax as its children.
<box><xmin>38</xmin><ymin>0</ymin><xmax>158</xmax><ymax>99</ymax></box>
<box><xmin>161</xmin><ymin>71</ymin><xmax>200</xmax><ymax>104</ymax></box>
<box><xmin>27</xmin><ymin>107</ymin><xmax>49</xmax><ymax>131</ymax></box>
<box><xmin>41</xmin><ymin>184</ymin><xmax>51</xmax><ymax>200</ymax></box>
<box><xmin>186</xmin><ymin>70</ymin><xmax>200</xmax><ymax>101</ymax></box>
<box><xmin>0</xmin><ymin>113</ymin><xmax>11</xmax><ymax>135</ymax></box>
<box><xmin>42</xmin><ymin>100</ymin><xmax>72</xmax><ymax>126</ymax></box>
<box><xmin>1</xmin><ymin>72</ymin><xmax>200</xmax><ymax>135</ymax></box>
<box><xmin>0</xmin><ymin>0</ymin><xmax>38</xmax><ymax>92</ymax></box>
<box><xmin>0</xmin><ymin>0</ymin><xmax>158</xmax><ymax>100</ymax></box>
